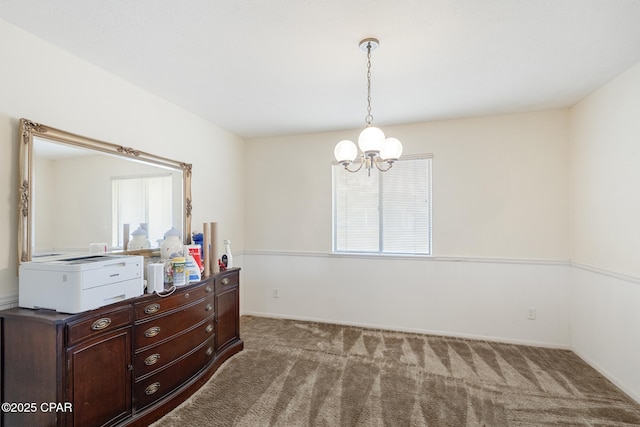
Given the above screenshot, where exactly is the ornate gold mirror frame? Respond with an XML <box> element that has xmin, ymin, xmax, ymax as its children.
<box><xmin>18</xmin><ymin>118</ymin><xmax>192</xmax><ymax>264</ymax></box>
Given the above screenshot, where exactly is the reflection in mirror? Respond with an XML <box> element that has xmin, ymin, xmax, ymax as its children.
<box><xmin>111</xmin><ymin>173</ymin><xmax>176</xmax><ymax>248</ymax></box>
<box><xmin>19</xmin><ymin>119</ymin><xmax>192</xmax><ymax>264</ymax></box>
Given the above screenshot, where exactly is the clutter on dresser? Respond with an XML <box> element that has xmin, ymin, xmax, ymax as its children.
<box><xmin>160</xmin><ymin>227</ymin><xmax>184</xmax><ymax>259</ymax></box>
<box><xmin>128</xmin><ymin>225</ymin><xmax>151</xmax><ymax>250</ymax></box>
<box><xmin>18</xmin><ymin>254</ymin><xmax>144</xmax><ymax>313</ymax></box>
<box><xmin>146</xmin><ymin>262</ymin><xmax>164</xmax><ymax>293</ymax></box>
<box><xmin>222</xmin><ymin>239</ymin><xmax>233</xmax><ymax>268</ymax></box>
<box><xmin>185</xmin><ymin>244</ymin><xmax>203</xmax><ymax>282</ymax></box>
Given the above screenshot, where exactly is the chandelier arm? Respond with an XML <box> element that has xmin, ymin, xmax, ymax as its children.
<box><xmin>373</xmin><ymin>158</ymin><xmax>393</xmax><ymax>172</ymax></box>
<box><xmin>343</xmin><ymin>160</ymin><xmax>365</xmax><ymax>173</ymax></box>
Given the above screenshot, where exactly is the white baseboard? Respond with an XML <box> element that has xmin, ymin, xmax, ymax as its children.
<box><xmin>572</xmin><ymin>346</ymin><xmax>640</xmax><ymax>404</ymax></box>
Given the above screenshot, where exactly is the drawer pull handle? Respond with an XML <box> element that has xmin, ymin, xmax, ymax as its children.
<box><xmin>206</xmin><ymin>347</ymin><xmax>213</xmax><ymax>356</ymax></box>
<box><xmin>144</xmin><ymin>354</ymin><xmax>161</xmax><ymax>366</ymax></box>
<box><xmin>144</xmin><ymin>326</ymin><xmax>161</xmax><ymax>338</ymax></box>
<box><xmin>91</xmin><ymin>318</ymin><xmax>111</xmax><ymax>331</ymax></box>
<box><xmin>145</xmin><ymin>382</ymin><xmax>161</xmax><ymax>395</ymax></box>
<box><xmin>205</xmin><ymin>324</ymin><xmax>214</xmax><ymax>334</ymax></box>
<box><xmin>205</xmin><ymin>303</ymin><xmax>213</xmax><ymax>312</ymax></box>
<box><xmin>144</xmin><ymin>303</ymin><xmax>160</xmax><ymax>314</ymax></box>
<box><xmin>221</xmin><ymin>277</ymin><xmax>230</xmax><ymax>285</ymax></box>
<box><xmin>205</xmin><ymin>286</ymin><xmax>213</xmax><ymax>293</ymax></box>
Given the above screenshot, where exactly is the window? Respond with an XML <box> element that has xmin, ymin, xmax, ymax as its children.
<box><xmin>112</xmin><ymin>174</ymin><xmax>173</xmax><ymax>248</ymax></box>
<box><xmin>332</xmin><ymin>155</ymin><xmax>432</xmax><ymax>255</ymax></box>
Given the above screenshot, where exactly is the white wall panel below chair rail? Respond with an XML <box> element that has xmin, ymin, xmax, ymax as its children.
<box><xmin>240</xmin><ymin>251</ymin><xmax>572</xmax><ymax>348</ymax></box>
<box><xmin>570</xmin><ymin>266</ymin><xmax>640</xmax><ymax>404</ymax></box>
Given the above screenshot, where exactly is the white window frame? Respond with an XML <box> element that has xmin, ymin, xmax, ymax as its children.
<box><xmin>332</xmin><ymin>154</ymin><xmax>432</xmax><ymax>256</ymax></box>
<box><xmin>111</xmin><ymin>174</ymin><xmax>173</xmax><ymax>248</ymax></box>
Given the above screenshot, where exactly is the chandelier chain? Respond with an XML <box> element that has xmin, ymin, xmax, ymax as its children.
<box><xmin>333</xmin><ymin>37</ymin><xmax>403</xmax><ymax>174</ymax></box>
<box><xmin>365</xmin><ymin>42</ymin><xmax>373</xmax><ymax>126</ymax></box>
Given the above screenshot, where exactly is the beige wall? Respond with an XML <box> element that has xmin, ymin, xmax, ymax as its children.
<box><xmin>246</xmin><ymin>109</ymin><xmax>571</xmax><ymax>260</ymax></box>
<box><xmin>570</xmin><ymin>62</ymin><xmax>640</xmax><ymax>277</ymax></box>
<box><xmin>243</xmin><ymin>110</ymin><xmax>573</xmax><ymax>349</ymax></box>
<box><xmin>569</xmin><ymin>60</ymin><xmax>640</xmax><ymax>401</ymax></box>
<box><xmin>0</xmin><ymin>18</ymin><xmax>245</xmax><ymax>301</ymax></box>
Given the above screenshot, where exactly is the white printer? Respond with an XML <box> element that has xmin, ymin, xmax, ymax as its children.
<box><xmin>19</xmin><ymin>254</ymin><xmax>144</xmax><ymax>313</ymax></box>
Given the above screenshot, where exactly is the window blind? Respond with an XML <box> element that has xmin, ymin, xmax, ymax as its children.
<box><xmin>332</xmin><ymin>155</ymin><xmax>432</xmax><ymax>255</ymax></box>
<box><xmin>112</xmin><ymin>174</ymin><xmax>173</xmax><ymax>247</ymax></box>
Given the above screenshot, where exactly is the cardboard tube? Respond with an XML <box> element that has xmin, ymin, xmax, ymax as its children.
<box><xmin>210</xmin><ymin>222</ymin><xmax>219</xmax><ymax>273</ymax></box>
<box><xmin>203</xmin><ymin>223</ymin><xmax>211</xmax><ymax>277</ymax></box>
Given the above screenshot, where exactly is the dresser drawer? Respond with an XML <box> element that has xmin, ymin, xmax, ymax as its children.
<box><xmin>134</xmin><ymin>335</ymin><xmax>215</xmax><ymax>410</ymax></box>
<box><xmin>134</xmin><ymin>317</ymin><xmax>215</xmax><ymax>378</ymax></box>
<box><xmin>66</xmin><ymin>305</ymin><xmax>132</xmax><ymax>346</ymax></box>
<box><xmin>215</xmin><ymin>270</ymin><xmax>239</xmax><ymax>292</ymax></box>
<box><xmin>134</xmin><ymin>296</ymin><xmax>214</xmax><ymax>350</ymax></box>
<box><xmin>135</xmin><ymin>281</ymin><xmax>213</xmax><ymax>321</ymax></box>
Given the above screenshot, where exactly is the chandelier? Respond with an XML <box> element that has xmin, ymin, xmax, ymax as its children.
<box><xmin>334</xmin><ymin>37</ymin><xmax>403</xmax><ymax>176</ymax></box>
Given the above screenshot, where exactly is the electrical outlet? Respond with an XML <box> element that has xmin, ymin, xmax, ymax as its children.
<box><xmin>273</xmin><ymin>288</ymin><xmax>279</xmax><ymax>298</ymax></box>
<box><xmin>527</xmin><ymin>308</ymin><xmax>536</xmax><ymax>320</ymax></box>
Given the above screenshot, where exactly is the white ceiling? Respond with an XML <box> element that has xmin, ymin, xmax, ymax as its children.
<box><xmin>2</xmin><ymin>0</ymin><xmax>640</xmax><ymax>139</ymax></box>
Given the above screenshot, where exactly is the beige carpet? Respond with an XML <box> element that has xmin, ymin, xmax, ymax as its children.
<box><xmin>153</xmin><ymin>316</ymin><xmax>640</xmax><ymax>426</ymax></box>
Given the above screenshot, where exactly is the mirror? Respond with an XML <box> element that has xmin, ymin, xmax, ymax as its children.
<box><xmin>18</xmin><ymin>118</ymin><xmax>192</xmax><ymax>264</ymax></box>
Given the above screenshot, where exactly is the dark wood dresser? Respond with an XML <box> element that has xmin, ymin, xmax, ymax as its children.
<box><xmin>0</xmin><ymin>268</ymin><xmax>242</xmax><ymax>427</ymax></box>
